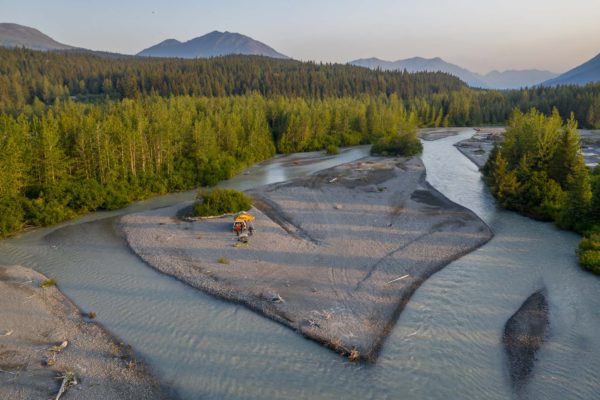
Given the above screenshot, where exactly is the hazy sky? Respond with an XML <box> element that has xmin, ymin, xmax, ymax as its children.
<box><xmin>3</xmin><ymin>0</ymin><xmax>600</xmax><ymax>74</ymax></box>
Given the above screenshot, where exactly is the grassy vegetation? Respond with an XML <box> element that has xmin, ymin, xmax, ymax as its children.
<box><xmin>578</xmin><ymin>232</ymin><xmax>600</xmax><ymax>274</ymax></box>
<box><xmin>192</xmin><ymin>188</ymin><xmax>252</xmax><ymax>217</ymax></box>
<box><xmin>217</xmin><ymin>256</ymin><xmax>230</xmax><ymax>265</ymax></box>
<box><xmin>40</xmin><ymin>278</ymin><xmax>57</xmax><ymax>288</ymax></box>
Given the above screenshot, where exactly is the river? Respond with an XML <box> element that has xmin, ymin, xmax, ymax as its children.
<box><xmin>1</xmin><ymin>132</ymin><xmax>598</xmax><ymax>399</ymax></box>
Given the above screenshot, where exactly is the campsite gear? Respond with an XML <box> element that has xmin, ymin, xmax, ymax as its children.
<box><xmin>233</xmin><ymin>212</ymin><xmax>255</xmax><ymax>239</ymax></box>
<box><xmin>234</xmin><ymin>212</ymin><xmax>255</xmax><ymax>222</ymax></box>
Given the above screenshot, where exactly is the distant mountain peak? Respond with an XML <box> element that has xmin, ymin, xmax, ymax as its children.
<box><xmin>349</xmin><ymin>56</ymin><xmax>559</xmax><ymax>89</ymax></box>
<box><xmin>350</xmin><ymin>56</ymin><xmax>488</xmax><ymax>88</ymax></box>
<box><xmin>0</xmin><ymin>22</ymin><xmax>75</xmax><ymax>51</ymax></box>
<box><xmin>138</xmin><ymin>30</ymin><xmax>288</xmax><ymax>59</ymax></box>
<box><xmin>543</xmin><ymin>52</ymin><xmax>600</xmax><ymax>86</ymax></box>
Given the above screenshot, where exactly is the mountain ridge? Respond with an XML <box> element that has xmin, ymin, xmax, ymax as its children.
<box><xmin>350</xmin><ymin>57</ymin><xmax>559</xmax><ymax>89</ymax></box>
<box><xmin>351</xmin><ymin>57</ymin><xmax>489</xmax><ymax>87</ymax></box>
<box><xmin>0</xmin><ymin>22</ymin><xmax>75</xmax><ymax>51</ymax></box>
<box><xmin>542</xmin><ymin>53</ymin><xmax>600</xmax><ymax>86</ymax></box>
<box><xmin>138</xmin><ymin>30</ymin><xmax>288</xmax><ymax>59</ymax></box>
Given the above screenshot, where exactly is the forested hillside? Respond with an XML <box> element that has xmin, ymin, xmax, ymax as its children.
<box><xmin>0</xmin><ymin>48</ymin><xmax>464</xmax><ymax>110</ymax></box>
<box><xmin>2</xmin><ymin>48</ymin><xmax>600</xmax><ymax>128</ymax></box>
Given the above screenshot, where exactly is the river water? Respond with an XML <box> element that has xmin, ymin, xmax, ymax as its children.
<box><xmin>1</xmin><ymin>133</ymin><xmax>599</xmax><ymax>399</ymax></box>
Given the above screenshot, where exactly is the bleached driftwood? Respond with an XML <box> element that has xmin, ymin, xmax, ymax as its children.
<box><xmin>385</xmin><ymin>274</ymin><xmax>409</xmax><ymax>285</ymax></box>
<box><xmin>55</xmin><ymin>371</ymin><xmax>77</xmax><ymax>400</ymax></box>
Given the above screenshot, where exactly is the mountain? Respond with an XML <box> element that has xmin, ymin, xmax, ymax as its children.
<box><xmin>138</xmin><ymin>31</ymin><xmax>288</xmax><ymax>59</ymax></box>
<box><xmin>350</xmin><ymin>57</ymin><xmax>557</xmax><ymax>89</ymax></box>
<box><xmin>351</xmin><ymin>57</ymin><xmax>489</xmax><ymax>88</ymax></box>
<box><xmin>482</xmin><ymin>69</ymin><xmax>558</xmax><ymax>89</ymax></box>
<box><xmin>0</xmin><ymin>23</ymin><xmax>74</xmax><ymax>51</ymax></box>
<box><xmin>542</xmin><ymin>53</ymin><xmax>600</xmax><ymax>86</ymax></box>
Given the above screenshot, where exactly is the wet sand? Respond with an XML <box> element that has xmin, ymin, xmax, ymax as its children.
<box><xmin>121</xmin><ymin>156</ymin><xmax>493</xmax><ymax>361</ymax></box>
<box><xmin>0</xmin><ymin>265</ymin><xmax>169</xmax><ymax>400</ymax></box>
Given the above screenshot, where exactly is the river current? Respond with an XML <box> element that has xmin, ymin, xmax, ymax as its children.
<box><xmin>1</xmin><ymin>132</ymin><xmax>598</xmax><ymax>399</ymax></box>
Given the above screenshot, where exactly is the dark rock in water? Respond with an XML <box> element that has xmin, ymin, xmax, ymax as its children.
<box><xmin>503</xmin><ymin>290</ymin><xmax>549</xmax><ymax>390</ymax></box>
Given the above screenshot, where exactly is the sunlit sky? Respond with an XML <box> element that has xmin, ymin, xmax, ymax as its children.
<box><xmin>4</xmin><ymin>0</ymin><xmax>600</xmax><ymax>74</ymax></box>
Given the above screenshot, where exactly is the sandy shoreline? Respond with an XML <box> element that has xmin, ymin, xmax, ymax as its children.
<box><xmin>121</xmin><ymin>156</ymin><xmax>493</xmax><ymax>361</ymax></box>
<box><xmin>0</xmin><ymin>265</ymin><xmax>170</xmax><ymax>399</ymax></box>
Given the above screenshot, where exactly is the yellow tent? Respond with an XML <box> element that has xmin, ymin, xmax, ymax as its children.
<box><xmin>234</xmin><ymin>212</ymin><xmax>255</xmax><ymax>222</ymax></box>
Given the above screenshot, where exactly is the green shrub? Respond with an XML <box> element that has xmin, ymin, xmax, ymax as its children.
<box><xmin>40</xmin><ymin>278</ymin><xmax>57</xmax><ymax>288</ymax></box>
<box><xmin>101</xmin><ymin>183</ymin><xmax>131</xmax><ymax>210</ymax></box>
<box><xmin>64</xmin><ymin>179</ymin><xmax>105</xmax><ymax>212</ymax></box>
<box><xmin>579</xmin><ymin>235</ymin><xmax>600</xmax><ymax>252</ymax></box>
<box><xmin>24</xmin><ymin>197</ymin><xmax>74</xmax><ymax>226</ymax></box>
<box><xmin>578</xmin><ymin>228</ymin><xmax>600</xmax><ymax>274</ymax></box>
<box><xmin>217</xmin><ymin>256</ymin><xmax>230</xmax><ymax>264</ymax></box>
<box><xmin>371</xmin><ymin>131</ymin><xmax>422</xmax><ymax>157</ymax></box>
<box><xmin>341</xmin><ymin>131</ymin><xmax>363</xmax><ymax>147</ymax></box>
<box><xmin>192</xmin><ymin>188</ymin><xmax>252</xmax><ymax>217</ymax></box>
<box><xmin>0</xmin><ymin>197</ymin><xmax>25</xmax><ymax>237</ymax></box>
<box><xmin>325</xmin><ymin>144</ymin><xmax>339</xmax><ymax>155</ymax></box>
<box><xmin>578</xmin><ymin>249</ymin><xmax>600</xmax><ymax>274</ymax></box>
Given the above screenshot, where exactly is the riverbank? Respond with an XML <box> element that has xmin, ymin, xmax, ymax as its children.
<box><xmin>419</xmin><ymin>127</ymin><xmax>467</xmax><ymax>141</ymax></box>
<box><xmin>454</xmin><ymin>128</ymin><xmax>505</xmax><ymax>168</ymax></box>
<box><xmin>0</xmin><ymin>265</ymin><xmax>169</xmax><ymax>400</ymax></box>
<box><xmin>121</xmin><ymin>156</ymin><xmax>493</xmax><ymax>361</ymax></box>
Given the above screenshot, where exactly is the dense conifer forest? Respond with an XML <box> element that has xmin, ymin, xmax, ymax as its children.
<box><xmin>482</xmin><ymin>109</ymin><xmax>600</xmax><ymax>274</ymax></box>
<box><xmin>1</xmin><ymin>47</ymin><xmax>600</xmax><ymax>238</ymax></box>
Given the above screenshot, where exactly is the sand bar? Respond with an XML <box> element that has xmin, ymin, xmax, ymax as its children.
<box><xmin>121</xmin><ymin>156</ymin><xmax>493</xmax><ymax>361</ymax></box>
<box><xmin>0</xmin><ymin>265</ymin><xmax>169</xmax><ymax>399</ymax></box>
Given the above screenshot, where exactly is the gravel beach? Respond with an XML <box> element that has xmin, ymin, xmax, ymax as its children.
<box><xmin>454</xmin><ymin>128</ymin><xmax>505</xmax><ymax>168</ymax></box>
<box><xmin>420</xmin><ymin>128</ymin><xmax>467</xmax><ymax>141</ymax></box>
<box><xmin>0</xmin><ymin>265</ymin><xmax>169</xmax><ymax>400</ymax></box>
<box><xmin>121</xmin><ymin>156</ymin><xmax>493</xmax><ymax>361</ymax></box>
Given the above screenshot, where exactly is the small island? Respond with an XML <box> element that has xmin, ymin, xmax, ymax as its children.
<box><xmin>121</xmin><ymin>155</ymin><xmax>492</xmax><ymax>361</ymax></box>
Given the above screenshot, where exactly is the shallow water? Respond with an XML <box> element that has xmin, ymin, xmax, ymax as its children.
<box><xmin>1</xmin><ymin>135</ymin><xmax>599</xmax><ymax>399</ymax></box>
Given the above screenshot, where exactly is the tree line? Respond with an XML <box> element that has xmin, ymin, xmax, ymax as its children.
<box><xmin>2</xmin><ymin>46</ymin><xmax>600</xmax><ymax>248</ymax></box>
<box><xmin>2</xmin><ymin>47</ymin><xmax>600</xmax><ymax>128</ymax></box>
<box><xmin>0</xmin><ymin>94</ymin><xmax>418</xmax><ymax>236</ymax></box>
<box><xmin>0</xmin><ymin>47</ymin><xmax>464</xmax><ymax>112</ymax></box>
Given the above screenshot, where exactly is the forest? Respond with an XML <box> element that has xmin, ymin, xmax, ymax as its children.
<box><xmin>1</xmin><ymin>47</ymin><xmax>600</xmax><ymax>238</ymax></box>
<box><xmin>482</xmin><ymin>109</ymin><xmax>600</xmax><ymax>274</ymax></box>
<box><xmin>1</xmin><ymin>48</ymin><xmax>600</xmax><ymax>128</ymax></box>
<box><xmin>0</xmin><ymin>94</ymin><xmax>419</xmax><ymax>236</ymax></box>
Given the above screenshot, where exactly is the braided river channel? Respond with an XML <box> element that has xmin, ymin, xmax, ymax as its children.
<box><xmin>1</xmin><ymin>130</ymin><xmax>598</xmax><ymax>399</ymax></box>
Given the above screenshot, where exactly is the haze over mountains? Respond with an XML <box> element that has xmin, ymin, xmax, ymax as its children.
<box><xmin>138</xmin><ymin>31</ymin><xmax>288</xmax><ymax>59</ymax></box>
<box><xmin>1</xmin><ymin>22</ymin><xmax>599</xmax><ymax>89</ymax></box>
<box><xmin>350</xmin><ymin>57</ymin><xmax>558</xmax><ymax>89</ymax></box>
